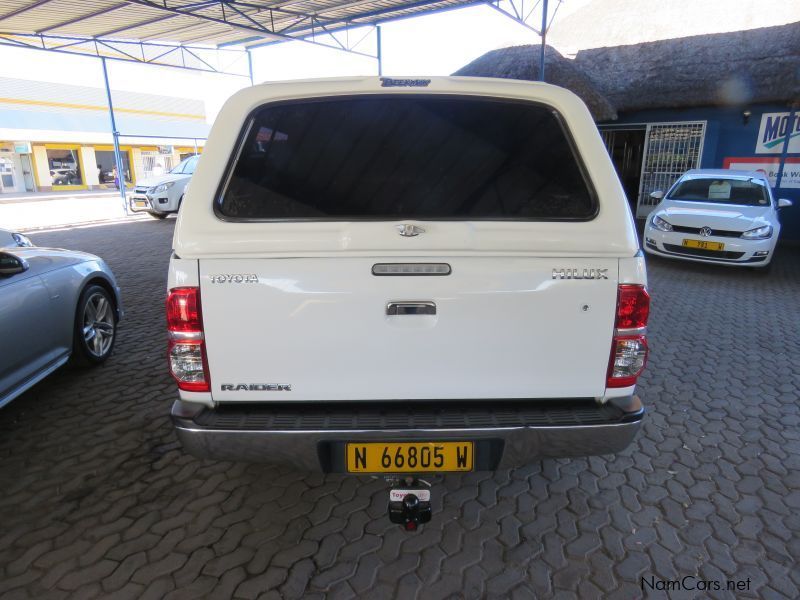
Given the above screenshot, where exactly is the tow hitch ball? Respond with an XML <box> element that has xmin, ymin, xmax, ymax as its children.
<box><xmin>387</xmin><ymin>477</ymin><xmax>432</xmax><ymax>531</ymax></box>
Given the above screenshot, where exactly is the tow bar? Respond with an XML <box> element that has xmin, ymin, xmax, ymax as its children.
<box><xmin>386</xmin><ymin>476</ymin><xmax>432</xmax><ymax>531</ymax></box>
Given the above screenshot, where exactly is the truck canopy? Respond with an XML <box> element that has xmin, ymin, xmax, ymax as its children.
<box><xmin>173</xmin><ymin>77</ymin><xmax>639</xmax><ymax>258</ymax></box>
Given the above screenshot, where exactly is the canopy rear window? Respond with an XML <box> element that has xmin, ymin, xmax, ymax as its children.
<box><xmin>217</xmin><ymin>96</ymin><xmax>597</xmax><ymax>221</ymax></box>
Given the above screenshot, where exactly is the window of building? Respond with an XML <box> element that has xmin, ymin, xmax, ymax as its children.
<box><xmin>636</xmin><ymin>122</ymin><xmax>706</xmax><ymax>217</ymax></box>
<box><xmin>46</xmin><ymin>148</ymin><xmax>83</xmax><ymax>187</ymax></box>
<box><xmin>95</xmin><ymin>150</ymin><xmax>132</xmax><ymax>186</ymax></box>
<box><xmin>141</xmin><ymin>151</ymin><xmax>174</xmax><ymax>179</ymax></box>
<box><xmin>0</xmin><ymin>156</ymin><xmax>14</xmax><ymax>190</ymax></box>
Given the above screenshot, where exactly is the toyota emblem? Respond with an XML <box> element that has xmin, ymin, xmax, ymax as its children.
<box><xmin>396</xmin><ymin>224</ymin><xmax>425</xmax><ymax>237</ymax></box>
<box><xmin>699</xmin><ymin>226</ymin><xmax>713</xmax><ymax>237</ymax></box>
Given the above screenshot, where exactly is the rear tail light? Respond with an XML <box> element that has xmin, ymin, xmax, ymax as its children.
<box><xmin>607</xmin><ymin>335</ymin><xmax>648</xmax><ymax>388</ymax></box>
<box><xmin>167</xmin><ymin>287</ymin><xmax>210</xmax><ymax>392</ymax></box>
<box><xmin>607</xmin><ymin>285</ymin><xmax>650</xmax><ymax>388</ymax></box>
<box><xmin>615</xmin><ymin>284</ymin><xmax>650</xmax><ymax>330</ymax></box>
<box><xmin>166</xmin><ymin>286</ymin><xmax>202</xmax><ymax>331</ymax></box>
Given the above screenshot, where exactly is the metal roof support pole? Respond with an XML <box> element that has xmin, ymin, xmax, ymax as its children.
<box><xmin>100</xmin><ymin>57</ymin><xmax>129</xmax><ymax>215</ymax></box>
<box><xmin>539</xmin><ymin>0</ymin><xmax>548</xmax><ymax>81</ymax></box>
<box><xmin>775</xmin><ymin>105</ymin><xmax>796</xmax><ymax>190</ymax></box>
<box><xmin>376</xmin><ymin>25</ymin><xmax>383</xmax><ymax>76</ymax></box>
<box><xmin>247</xmin><ymin>48</ymin><xmax>254</xmax><ymax>84</ymax></box>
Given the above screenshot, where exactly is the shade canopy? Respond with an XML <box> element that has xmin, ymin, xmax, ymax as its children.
<box><xmin>0</xmin><ymin>0</ymin><xmax>491</xmax><ymax>75</ymax></box>
<box><xmin>0</xmin><ymin>0</ymin><xmax>492</xmax><ymax>75</ymax></box>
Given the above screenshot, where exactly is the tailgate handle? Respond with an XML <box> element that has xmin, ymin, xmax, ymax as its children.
<box><xmin>387</xmin><ymin>302</ymin><xmax>436</xmax><ymax>316</ymax></box>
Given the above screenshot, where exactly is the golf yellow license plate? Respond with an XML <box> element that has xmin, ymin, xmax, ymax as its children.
<box><xmin>683</xmin><ymin>239</ymin><xmax>724</xmax><ymax>251</ymax></box>
<box><xmin>346</xmin><ymin>442</ymin><xmax>473</xmax><ymax>473</ymax></box>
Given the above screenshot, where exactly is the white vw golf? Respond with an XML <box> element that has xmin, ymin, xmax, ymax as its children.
<box><xmin>644</xmin><ymin>169</ymin><xmax>792</xmax><ymax>268</ymax></box>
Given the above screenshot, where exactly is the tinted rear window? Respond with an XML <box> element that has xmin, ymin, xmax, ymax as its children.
<box><xmin>218</xmin><ymin>96</ymin><xmax>597</xmax><ymax>220</ymax></box>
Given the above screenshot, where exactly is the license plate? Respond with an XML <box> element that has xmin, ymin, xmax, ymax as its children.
<box><xmin>683</xmin><ymin>239</ymin><xmax>724</xmax><ymax>251</ymax></box>
<box><xmin>133</xmin><ymin>199</ymin><xmax>148</xmax><ymax>208</ymax></box>
<box><xmin>346</xmin><ymin>442</ymin><xmax>473</xmax><ymax>473</ymax></box>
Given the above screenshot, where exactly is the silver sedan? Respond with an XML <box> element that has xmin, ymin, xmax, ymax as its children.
<box><xmin>0</xmin><ymin>229</ymin><xmax>123</xmax><ymax>408</ymax></box>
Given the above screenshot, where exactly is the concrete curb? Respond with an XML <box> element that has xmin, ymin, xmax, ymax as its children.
<box><xmin>18</xmin><ymin>214</ymin><xmax>153</xmax><ymax>233</ymax></box>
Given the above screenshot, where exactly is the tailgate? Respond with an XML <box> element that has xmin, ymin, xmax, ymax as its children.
<box><xmin>200</xmin><ymin>257</ymin><xmax>618</xmax><ymax>401</ymax></box>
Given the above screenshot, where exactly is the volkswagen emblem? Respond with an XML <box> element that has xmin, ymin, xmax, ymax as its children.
<box><xmin>396</xmin><ymin>224</ymin><xmax>425</xmax><ymax>237</ymax></box>
<box><xmin>699</xmin><ymin>226</ymin><xmax>713</xmax><ymax>237</ymax></box>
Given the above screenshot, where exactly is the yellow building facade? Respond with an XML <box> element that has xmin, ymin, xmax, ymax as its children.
<box><xmin>0</xmin><ymin>77</ymin><xmax>209</xmax><ymax>194</ymax></box>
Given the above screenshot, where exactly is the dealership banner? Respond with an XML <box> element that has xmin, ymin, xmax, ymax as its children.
<box><xmin>723</xmin><ymin>157</ymin><xmax>800</xmax><ymax>188</ymax></box>
<box><xmin>755</xmin><ymin>112</ymin><xmax>800</xmax><ymax>154</ymax></box>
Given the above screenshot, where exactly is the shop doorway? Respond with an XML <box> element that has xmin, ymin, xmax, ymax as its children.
<box><xmin>601</xmin><ymin>128</ymin><xmax>646</xmax><ymax>215</ymax></box>
<box><xmin>20</xmin><ymin>154</ymin><xmax>35</xmax><ymax>191</ymax></box>
<box><xmin>601</xmin><ymin>122</ymin><xmax>706</xmax><ymax>218</ymax></box>
<box><xmin>95</xmin><ymin>149</ymin><xmax>132</xmax><ymax>188</ymax></box>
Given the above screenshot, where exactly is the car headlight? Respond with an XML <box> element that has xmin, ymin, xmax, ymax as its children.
<box><xmin>650</xmin><ymin>214</ymin><xmax>673</xmax><ymax>232</ymax></box>
<box><xmin>741</xmin><ymin>225</ymin><xmax>773</xmax><ymax>240</ymax></box>
<box><xmin>11</xmin><ymin>232</ymin><xmax>33</xmax><ymax>247</ymax></box>
<box><xmin>149</xmin><ymin>181</ymin><xmax>175</xmax><ymax>194</ymax></box>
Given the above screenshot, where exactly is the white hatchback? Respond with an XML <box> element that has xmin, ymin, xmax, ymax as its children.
<box><xmin>644</xmin><ymin>169</ymin><xmax>793</xmax><ymax>268</ymax></box>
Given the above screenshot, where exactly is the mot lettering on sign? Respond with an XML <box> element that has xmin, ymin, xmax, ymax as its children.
<box><xmin>756</xmin><ymin>112</ymin><xmax>800</xmax><ymax>154</ymax></box>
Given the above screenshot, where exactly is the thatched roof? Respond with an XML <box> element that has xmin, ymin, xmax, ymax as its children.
<box><xmin>546</xmin><ymin>0</ymin><xmax>800</xmax><ymax>55</ymax></box>
<box><xmin>575</xmin><ymin>23</ymin><xmax>800</xmax><ymax>112</ymax></box>
<box><xmin>454</xmin><ymin>23</ymin><xmax>800</xmax><ymax>120</ymax></box>
<box><xmin>453</xmin><ymin>45</ymin><xmax>617</xmax><ymax>121</ymax></box>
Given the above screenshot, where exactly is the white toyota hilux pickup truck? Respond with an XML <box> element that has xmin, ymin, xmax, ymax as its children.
<box><xmin>168</xmin><ymin>77</ymin><xmax>649</xmax><ymax>527</ymax></box>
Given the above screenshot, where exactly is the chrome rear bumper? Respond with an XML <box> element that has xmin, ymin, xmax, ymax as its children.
<box><xmin>171</xmin><ymin>397</ymin><xmax>644</xmax><ymax>471</ymax></box>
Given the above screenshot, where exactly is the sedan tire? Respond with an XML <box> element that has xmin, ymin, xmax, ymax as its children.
<box><xmin>73</xmin><ymin>284</ymin><xmax>117</xmax><ymax>365</ymax></box>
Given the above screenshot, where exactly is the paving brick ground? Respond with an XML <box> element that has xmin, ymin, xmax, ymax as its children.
<box><xmin>1</xmin><ymin>218</ymin><xmax>798</xmax><ymax>599</ymax></box>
